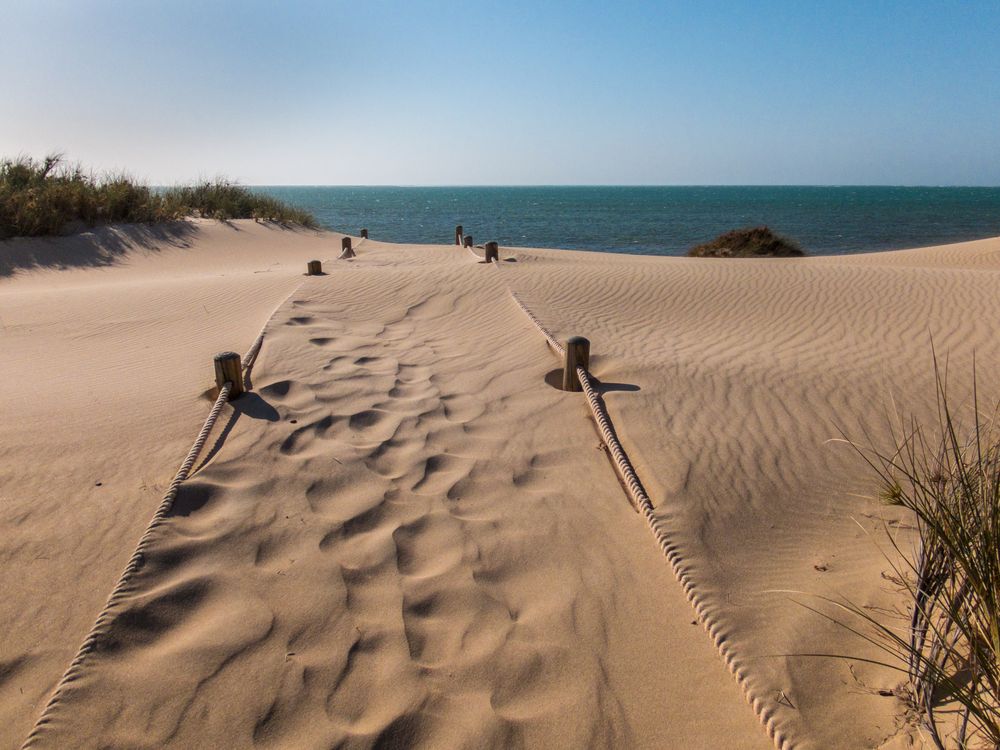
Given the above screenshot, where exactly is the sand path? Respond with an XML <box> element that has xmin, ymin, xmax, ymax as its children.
<box><xmin>25</xmin><ymin>241</ymin><xmax>766</xmax><ymax>748</ymax></box>
<box><xmin>6</xmin><ymin>223</ymin><xmax>1000</xmax><ymax>748</ymax></box>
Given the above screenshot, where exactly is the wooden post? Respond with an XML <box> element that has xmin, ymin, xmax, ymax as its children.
<box><xmin>341</xmin><ymin>237</ymin><xmax>355</xmax><ymax>259</ymax></box>
<box><xmin>360</xmin><ymin>228</ymin><xmax>368</xmax><ymax>239</ymax></box>
<box><xmin>214</xmin><ymin>351</ymin><xmax>244</xmax><ymax>399</ymax></box>
<box><xmin>455</xmin><ymin>225</ymin><xmax>463</xmax><ymax>245</ymax></box>
<box><xmin>562</xmin><ymin>337</ymin><xmax>590</xmax><ymax>392</ymax></box>
<box><xmin>306</xmin><ymin>259</ymin><xmax>322</xmax><ymax>275</ymax></box>
<box><xmin>464</xmin><ymin>235</ymin><xmax>473</xmax><ymax>248</ymax></box>
<box><xmin>485</xmin><ymin>242</ymin><xmax>499</xmax><ymax>263</ymax></box>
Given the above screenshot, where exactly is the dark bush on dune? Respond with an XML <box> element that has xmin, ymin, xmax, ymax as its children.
<box><xmin>687</xmin><ymin>226</ymin><xmax>804</xmax><ymax>258</ymax></box>
<box><xmin>1</xmin><ymin>153</ymin><xmax>317</xmax><ymax>239</ymax></box>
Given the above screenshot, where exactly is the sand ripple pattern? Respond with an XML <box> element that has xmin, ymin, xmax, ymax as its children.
<box><xmin>21</xmin><ymin>310</ymin><xmax>278</xmax><ymax>749</ymax></box>
<box><xmin>29</xmin><ymin>232</ymin><xmax>996</xmax><ymax>747</ymax></box>
<box><xmin>26</xmin><ymin>244</ymin><xmax>767</xmax><ymax>749</ymax></box>
<box><xmin>503</xmin><ymin>242</ymin><xmax>1000</xmax><ymax>748</ymax></box>
<box><xmin>508</xmin><ymin>291</ymin><xmax>794</xmax><ymax>748</ymax></box>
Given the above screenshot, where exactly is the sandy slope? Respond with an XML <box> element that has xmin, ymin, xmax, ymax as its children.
<box><xmin>0</xmin><ymin>220</ymin><xmax>342</xmax><ymax>747</ymax></box>
<box><xmin>3</xmin><ymin>222</ymin><xmax>999</xmax><ymax>748</ymax></box>
<box><xmin>503</xmin><ymin>236</ymin><xmax>1000</xmax><ymax>748</ymax></box>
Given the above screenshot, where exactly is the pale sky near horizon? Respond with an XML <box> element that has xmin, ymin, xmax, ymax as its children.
<box><xmin>2</xmin><ymin>0</ymin><xmax>999</xmax><ymax>186</ymax></box>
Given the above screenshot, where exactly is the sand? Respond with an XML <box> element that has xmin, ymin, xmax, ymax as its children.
<box><xmin>3</xmin><ymin>220</ymin><xmax>999</xmax><ymax>749</ymax></box>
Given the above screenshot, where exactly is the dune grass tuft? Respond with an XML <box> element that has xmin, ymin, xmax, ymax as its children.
<box><xmin>1</xmin><ymin>153</ymin><xmax>317</xmax><ymax>239</ymax></box>
<box><xmin>159</xmin><ymin>179</ymin><xmax>317</xmax><ymax>226</ymax></box>
<box><xmin>824</xmin><ymin>360</ymin><xmax>1000</xmax><ymax>748</ymax></box>
<box><xmin>687</xmin><ymin>226</ymin><xmax>804</xmax><ymax>257</ymax></box>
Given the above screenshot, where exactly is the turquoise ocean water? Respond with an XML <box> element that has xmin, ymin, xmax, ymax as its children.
<box><xmin>257</xmin><ymin>186</ymin><xmax>1000</xmax><ymax>257</ymax></box>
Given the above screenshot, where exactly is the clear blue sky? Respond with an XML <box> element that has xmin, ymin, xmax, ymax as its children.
<box><xmin>3</xmin><ymin>0</ymin><xmax>999</xmax><ymax>185</ymax></box>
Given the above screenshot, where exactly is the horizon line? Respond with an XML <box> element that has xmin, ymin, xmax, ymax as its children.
<box><xmin>237</xmin><ymin>183</ymin><xmax>1000</xmax><ymax>189</ymax></box>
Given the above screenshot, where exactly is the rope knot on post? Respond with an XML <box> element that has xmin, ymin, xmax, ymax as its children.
<box><xmin>464</xmin><ymin>235</ymin><xmax>473</xmax><ymax>248</ymax></box>
<box><xmin>360</xmin><ymin>228</ymin><xmax>368</xmax><ymax>239</ymax></box>
<box><xmin>485</xmin><ymin>242</ymin><xmax>499</xmax><ymax>263</ymax></box>
<box><xmin>455</xmin><ymin>225</ymin><xmax>464</xmax><ymax>245</ymax></box>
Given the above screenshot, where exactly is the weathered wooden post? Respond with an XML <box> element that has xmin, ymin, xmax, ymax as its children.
<box><xmin>464</xmin><ymin>235</ymin><xmax>473</xmax><ymax>248</ymax></box>
<box><xmin>455</xmin><ymin>225</ymin><xmax>463</xmax><ymax>245</ymax></box>
<box><xmin>485</xmin><ymin>242</ymin><xmax>499</xmax><ymax>263</ymax></box>
<box><xmin>341</xmin><ymin>237</ymin><xmax>355</xmax><ymax>259</ymax></box>
<box><xmin>214</xmin><ymin>351</ymin><xmax>244</xmax><ymax>399</ymax></box>
<box><xmin>562</xmin><ymin>337</ymin><xmax>590</xmax><ymax>392</ymax></box>
<box><xmin>360</xmin><ymin>228</ymin><xmax>368</xmax><ymax>239</ymax></box>
<box><xmin>307</xmin><ymin>259</ymin><xmax>322</xmax><ymax>275</ymax></box>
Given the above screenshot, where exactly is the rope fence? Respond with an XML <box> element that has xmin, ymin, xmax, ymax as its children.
<box><xmin>507</xmin><ymin>292</ymin><xmax>645</xmax><ymax>512</ymax></box>
<box><xmin>305</xmin><ymin>233</ymin><xmax>369</xmax><ymax>276</ymax></box>
<box><xmin>23</xmin><ymin>226</ymin><xmax>790</xmax><ymax>749</ymax></box>
<box><xmin>21</xmin><ymin>301</ymin><xmax>278</xmax><ymax>748</ymax></box>
<box><xmin>23</xmin><ymin>228</ymin><xmax>376</xmax><ymax>746</ymax></box>
<box><xmin>461</xmin><ymin>223</ymin><xmax>791</xmax><ymax>747</ymax></box>
<box><xmin>503</xmin><ymin>259</ymin><xmax>793</xmax><ymax>750</ymax></box>
<box><xmin>468</xmin><ymin>236</ymin><xmax>653</xmax><ymax>515</ymax></box>
<box><xmin>458</xmin><ymin>227</ymin><xmax>502</xmax><ymax>264</ymax></box>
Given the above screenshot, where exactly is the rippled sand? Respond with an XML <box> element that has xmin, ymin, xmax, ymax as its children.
<box><xmin>3</xmin><ymin>220</ymin><xmax>998</xmax><ymax>748</ymax></box>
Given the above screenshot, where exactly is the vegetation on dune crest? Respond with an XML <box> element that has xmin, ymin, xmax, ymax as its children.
<box><xmin>687</xmin><ymin>226</ymin><xmax>804</xmax><ymax>257</ymax></box>
<box><xmin>0</xmin><ymin>153</ymin><xmax>317</xmax><ymax>239</ymax></box>
<box><xmin>161</xmin><ymin>180</ymin><xmax>317</xmax><ymax>229</ymax></box>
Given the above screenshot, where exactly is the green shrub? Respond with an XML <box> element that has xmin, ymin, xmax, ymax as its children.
<box><xmin>0</xmin><ymin>153</ymin><xmax>317</xmax><ymax>239</ymax></box>
<box><xmin>688</xmin><ymin>226</ymin><xmax>804</xmax><ymax>257</ymax></box>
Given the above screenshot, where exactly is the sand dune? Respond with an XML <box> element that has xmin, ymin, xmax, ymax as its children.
<box><xmin>0</xmin><ymin>220</ymin><xmax>337</xmax><ymax>747</ymax></box>
<box><xmin>3</xmin><ymin>222</ymin><xmax>999</xmax><ymax>748</ymax></box>
<box><xmin>502</xmin><ymin>237</ymin><xmax>1000</xmax><ymax>747</ymax></box>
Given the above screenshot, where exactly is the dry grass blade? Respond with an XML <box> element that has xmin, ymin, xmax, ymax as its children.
<box><xmin>833</xmin><ymin>356</ymin><xmax>1000</xmax><ymax>748</ymax></box>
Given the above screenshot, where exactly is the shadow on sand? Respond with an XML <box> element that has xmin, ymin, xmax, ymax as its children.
<box><xmin>544</xmin><ymin>368</ymin><xmax>640</xmax><ymax>393</ymax></box>
<box><xmin>191</xmin><ymin>391</ymin><xmax>280</xmax><ymax>477</ymax></box>
<box><xmin>0</xmin><ymin>221</ymin><xmax>200</xmax><ymax>277</ymax></box>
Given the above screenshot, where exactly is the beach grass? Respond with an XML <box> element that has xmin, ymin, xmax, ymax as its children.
<box><xmin>826</xmin><ymin>361</ymin><xmax>1000</xmax><ymax>748</ymax></box>
<box><xmin>0</xmin><ymin>153</ymin><xmax>317</xmax><ymax>239</ymax></box>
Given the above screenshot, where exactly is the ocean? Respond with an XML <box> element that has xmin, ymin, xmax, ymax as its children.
<box><xmin>256</xmin><ymin>186</ymin><xmax>1000</xmax><ymax>257</ymax></box>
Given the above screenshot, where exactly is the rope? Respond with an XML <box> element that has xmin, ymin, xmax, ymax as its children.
<box><xmin>21</xmin><ymin>330</ymin><xmax>271</xmax><ymax>748</ymax></box>
<box><xmin>509</xmin><ymin>290</ymin><xmax>564</xmax><ymax>355</ymax></box>
<box><xmin>506</xmin><ymin>291</ymin><xmax>794</xmax><ymax>750</ymax></box>
<box><xmin>507</xmin><ymin>292</ymin><xmax>642</xmax><ymax>510</ymax></box>
<box><xmin>331</xmin><ymin>236</ymin><xmax>366</xmax><ymax>262</ymax></box>
<box><xmin>23</xmin><ymin>236</ymin><xmax>791</xmax><ymax>748</ymax></box>
<box><xmin>242</xmin><ymin>330</ymin><xmax>265</xmax><ymax>371</ymax></box>
<box><xmin>458</xmin><ymin>232</ymin><xmax>503</xmax><ymax>266</ymax></box>
<box><xmin>576</xmin><ymin>367</ymin><xmax>642</xmax><ymax>512</ymax></box>
<box><xmin>461</xmin><ymin>233</ymin><xmax>482</xmax><ymax>261</ymax></box>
